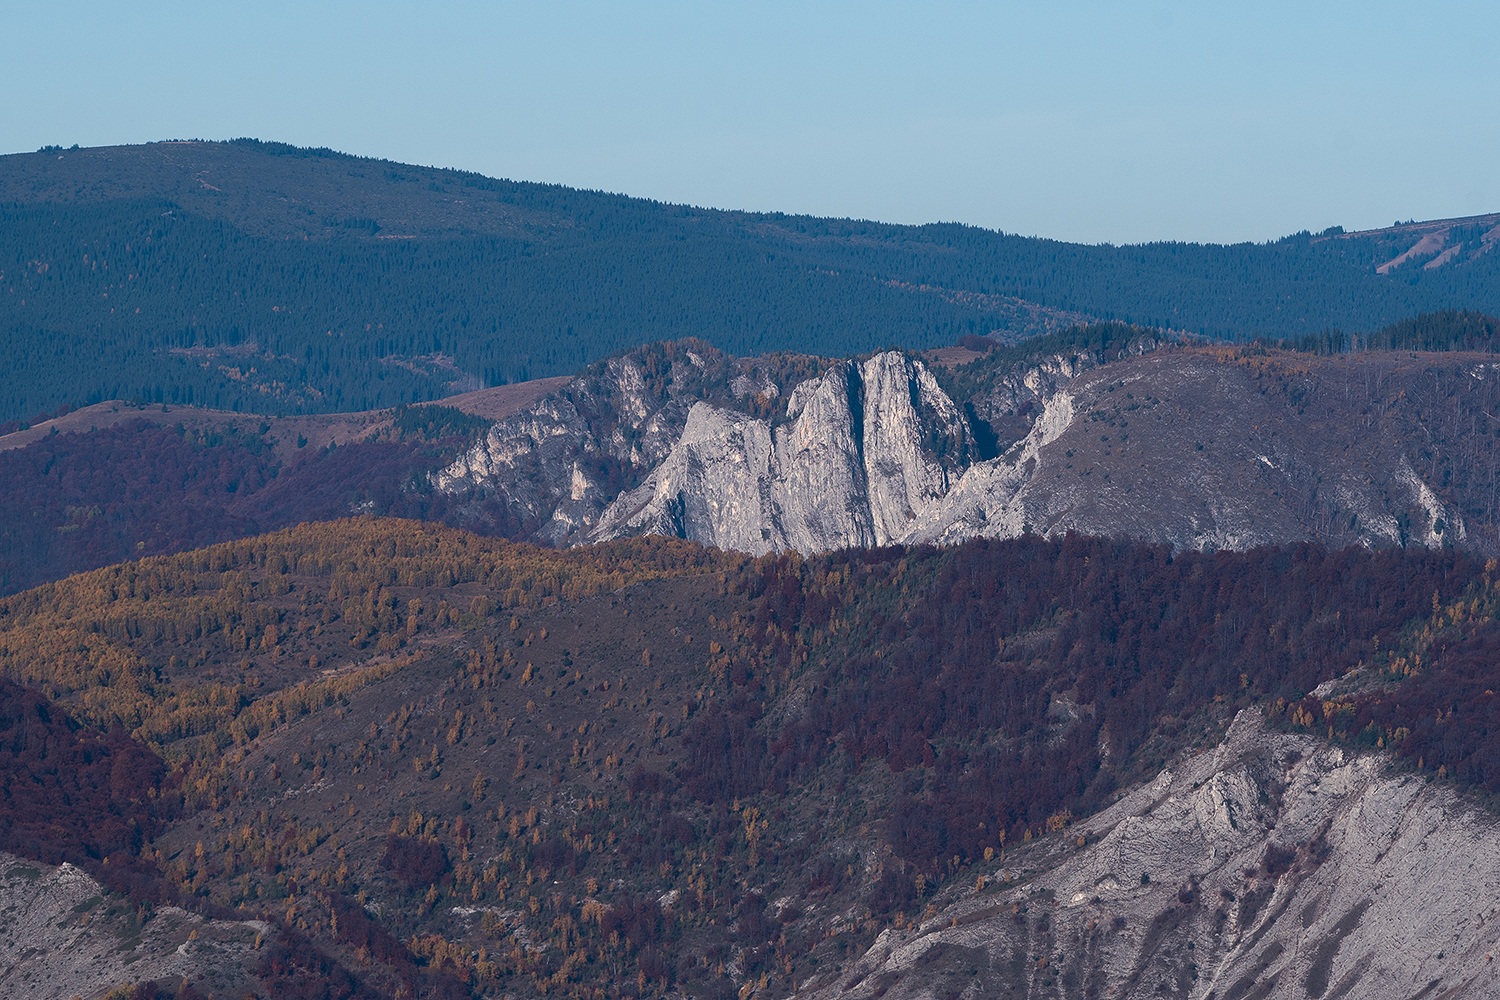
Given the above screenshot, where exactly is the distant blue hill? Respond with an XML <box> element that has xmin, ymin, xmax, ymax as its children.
<box><xmin>1</xmin><ymin>138</ymin><xmax>1496</xmax><ymax>422</ymax></box>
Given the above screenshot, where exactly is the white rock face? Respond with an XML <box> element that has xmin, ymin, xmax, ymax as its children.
<box><xmin>803</xmin><ymin>712</ymin><xmax>1500</xmax><ymax>1000</ymax></box>
<box><xmin>860</xmin><ymin>353</ymin><xmax>968</xmax><ymax>543</ymax></box>
<box><xmin>433</xmin><ymin>345</ymin><xmax>1495</xmax><ymax>557</ymax></box>
<box><xmin>906</xmin><ymin>389</ymin><xmax>1076</xmax><ymax>545</ymax></box>
<box><xmin>0</xmin><ymin>854</ymin><xmax>265</xmax><ymax>999</ymax></box>
<box><xmin>590</xmin><ymin>353</ymin><xmax>970</xmax><ymax>554</ymax></box>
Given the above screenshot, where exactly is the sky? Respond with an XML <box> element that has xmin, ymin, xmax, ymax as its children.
<box><xmin>5</xmin><ymin>1</ymin><xmax>1497</xmax><ymax>246</ymax></box>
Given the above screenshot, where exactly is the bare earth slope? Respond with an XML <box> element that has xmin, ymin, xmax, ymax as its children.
<box><xmin>1317</xmin><ymin>213</ymin><xmax>1500</xmax><ymax>275</ymax></box>
<box><xmin>0</xmin><ymin>856</ymin><xmax>266</xmax><ymax>1000</ymax></box>
<box><xmin>812</xmin><ymin>710</ymin><xmax>1500</xmax><ymax>1000</ymax></box>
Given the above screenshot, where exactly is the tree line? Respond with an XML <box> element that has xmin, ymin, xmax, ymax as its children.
<box><xmin>682</xmin><ymin>535</ymin><xmax>1484</xmax><ymax>874</ymax></box>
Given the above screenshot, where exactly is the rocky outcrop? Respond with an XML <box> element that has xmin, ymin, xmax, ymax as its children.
<box><xmin>434</xmin><ymin>349</ymin><xmax>714</xmax><ymax>545</ymax></box>
<box><xmin>589</xmin><ymin>353</ymin><xmax>971</xmax><ymax>554</ymax></box>
<box><xmin>909</xmin><ymin>351</ymin><xmax>1489</xmax><ymax>554</ymax></box>
<box><xmin>0</xmin><ymin>854</ymin><xmax>266</xmax><ymax>999</ymax></box>
<box><xmin>803</xmin><ymin>711</ymin><xmax>1500</xmax><ymax>1000</ymax></box>
<box><xmin>433</xmin><ymin>342</ymin><xmax>1500</xmax><ymax>557</ymax></box>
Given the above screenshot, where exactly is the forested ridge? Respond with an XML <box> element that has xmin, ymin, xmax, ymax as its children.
<box><xmin>3</xmin><ymin>139</ymin><xmax>1499</xmax><ymax>422</ymax></box>
<box><xmin>0</xmin><ymin>403</ymin><xmax>491</xmax><ymax>596</ymax></box>
<box><xmin>4</xmin><ymin>520</ymin><xmax>1500</xmax><ymax>997</ymax></box>
<box><xmin>690</xmin><ymin>538</ymin><xmax>1488</xmax><ymax>871</ymax></box>
<box><xmin>8</xmin><ymin>313</ymin><xmax>1500</xmax><ymax>598</ymax></box>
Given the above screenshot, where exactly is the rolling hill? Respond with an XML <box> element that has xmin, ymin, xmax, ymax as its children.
<box><xmin>3</xmin><ymin>139</ymin><xmax>1500</xmax><ymax>423</ymax></box>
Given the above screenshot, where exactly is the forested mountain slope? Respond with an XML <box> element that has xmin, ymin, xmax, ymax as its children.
<box><xmin>0</xmin><ymin>400</ymin><xmax>495</xmax><ymax>596</ymax></box>
<box><xmin>2</xmin><ymin>520</ymin><xmax>1500</xmax><ymax>998</ymax></box>
<box><xmin>3</xmin><ymin>139</ymin><xmax>1499</xmax><ymax>422</ymax></box>
<box><xmin>6</xmin><ymin>320</ymin><xmax>1500</xmax><ymax>596</ymax></box>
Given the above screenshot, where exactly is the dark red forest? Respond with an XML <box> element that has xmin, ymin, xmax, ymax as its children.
<box><xmin>0</xmin><ymin>418</ymin><xmax>489</xmax><ymax>595</ymax></box>
<box><xmin>685</xmin><ymin>536</ymin><xmax>1487</xmax><ymax>874</ymax></box>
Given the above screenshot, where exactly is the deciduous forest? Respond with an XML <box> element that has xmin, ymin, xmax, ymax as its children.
<box><xmin>3</xmin><ymin>520</ymin><xmax>1499</xmax><ymax>997</ymax></box>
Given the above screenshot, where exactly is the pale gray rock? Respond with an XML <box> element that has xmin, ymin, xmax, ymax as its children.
<box><xmin>908</xmin><ymin>352</ymin><xmax>1483</xmax><ymax>554</ymax></box>
<box><xmin>434</xmin><ymin>353</ymin><xmax>699</xmax><ymax>545</ymax></box>
<box><xmin>593</xmin><ymin>403</ymin><xmax>790</xmax><ymax>553</ymax></box>
<box><xmin>801</xmin><ymin>711</ymin><xmax>1500</xmax><ymax>1000</ymax></box>
<box><xmin>433</xmin><ymin>343</ymin><xmax>1498</xmax><ymax>557</ymax></box>
<box><xmin>906</xmin><ymin>388</ymin><xmax>1076</xmax><ymax>544</ymax></box>
<box><xmin>0</xmin><ymin>854</ymin><xmax>266</xmax><ymax>999</ymax></box>
<box><xmin>859</xmin><ymin>352</ymin><xmax>968</xmax><ymax>542</ymax></box>
<box><xmin>590</xmin><ymin>353</ymin><xmax>971</xmax><ymax>553</ymax></box>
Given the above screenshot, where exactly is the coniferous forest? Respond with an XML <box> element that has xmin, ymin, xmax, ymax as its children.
<box><xmin>3</xmin><ymin>139</ymin><xmax>1500</xmax><ymax>422</ymax></box>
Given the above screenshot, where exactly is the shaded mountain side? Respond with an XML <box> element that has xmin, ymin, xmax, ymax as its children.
<box><xmin>4</xmin><ymin>139</ymin><xmax>1500</xmax><ymax>421</ymax></box>
<box><xmin>2</xmin><ymin>521</ymin><xmax>1500</xmax><ymax>998</ymax></box>
<box><xmin>0</xmin><ymin>381</ymin><xmax>574</xmax><ymax>596</ymax></box>
<box><xmin>0</xmin><ymin>676</ymin><xmax>175</xmax><ymax>876</ymax></box>
<box><xmin>0</xmin><ymin>404</ymin><xmax>491</xmax><ymax>596</ymax></box>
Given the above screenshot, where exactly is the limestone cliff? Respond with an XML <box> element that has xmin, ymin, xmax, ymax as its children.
<box><xmin>434</xmin><ymin>346</ymin><xmax>722</xmax><ymax>545</ymax></box>
<box><xmin>589</xmin><ymin>353</ymin><xmax>971</xmax><ymax>554</ymax></box>
<box><xmin>433</xmin><ymin>342</ymin><xmax>1500</xmax><ymax>557</ymax></box>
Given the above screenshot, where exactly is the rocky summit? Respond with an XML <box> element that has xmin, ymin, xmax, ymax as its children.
<box><xmin>435</xmin><ymin>339</ymin><xmax>1500</xmax><ymax>558</ymax></box>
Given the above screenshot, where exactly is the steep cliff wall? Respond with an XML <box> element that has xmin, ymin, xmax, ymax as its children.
<box><xmin>434</xmin><ymin>344</ymin><xmax>1500</xmax><ymax>557</ymax></box>
<box><xmin>590</xmin><ymin>353</ymin><xmax>971</xmax><ymax>553</ymax></box>
<box><xmin>434</xmin><ymin>347</ymin><xmax>723</xmax><ymax>545</ymax></box>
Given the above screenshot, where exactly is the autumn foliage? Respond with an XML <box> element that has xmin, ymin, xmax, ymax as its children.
<box><xmin>0</xmin><ymin>517</ymin><xmax>736</xmax><ymax>755</ymax></box>
<box><xmin>0</xmin><ymin>676</ymin><xmax>177</xmax><ymax>895</ymax></box>
<box><xmin>7</xmin><ymin>518</ymin><xmax>1500</xmax><ymax>1000</ymax></box>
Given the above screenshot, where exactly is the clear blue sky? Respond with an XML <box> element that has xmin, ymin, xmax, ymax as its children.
<box><xmin>6</xmin><ymin>1</ymin><xmax>1496</xmax><ymax>245</ymax></box>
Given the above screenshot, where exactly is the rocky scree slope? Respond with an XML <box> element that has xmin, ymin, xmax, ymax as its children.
<box><xmin>436</xmin><ymin>339</ymin><xmax>1500</xmax><ymax>557</ymax></box>
<box><xmin>0</xmin><ymin>855</ymin><xmax>267</xmax><ymax>999</ymax></box>
<box><xmin>812</xmin><ymin>710</ymin><xmax>1500</xmax><ymax>1000</ymax></box>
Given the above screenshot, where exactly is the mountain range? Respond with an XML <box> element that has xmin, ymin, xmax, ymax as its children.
<box><xmin>6</xmin><ymin>313</ymin><xmax>1500</xmax><ymax>596</ymax></box>
<box><xmin>4</xmin><ymin>139</ymin><xmax>1500</xmax><ymax>423</ymax></box>
<box><xmin>432</xmin><ymin>327</ymin><xmax>1500</xmax><ymax>558</ymax></box>
<box><xmin>5</xmin><ymin>141</ymin><xmax>1500</xmax><ymax>1000</ymax></box>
